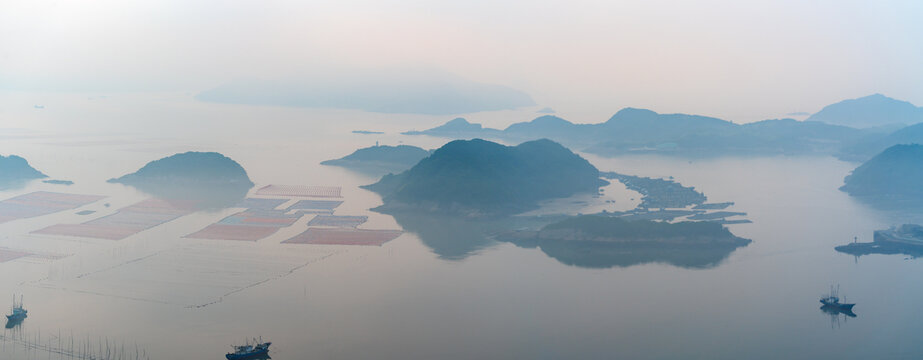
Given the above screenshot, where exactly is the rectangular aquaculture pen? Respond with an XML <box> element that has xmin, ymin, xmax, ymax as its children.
<box><xmin>0</xmin><ymin>191</ymin><xmax>104</xmax><ymax>224</ymax></box>
<box><xmin>283</xmin><ymin>228</ymin><xmax>402</xmax><ymax>246</ymax></box>
<box><xmin>256</xmin><ymin>185</ymin><xmax>342</xmax><ymax>198</ymax></box>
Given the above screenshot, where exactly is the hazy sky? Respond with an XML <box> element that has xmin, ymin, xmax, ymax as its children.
<box><xmin>1</xmin><ymin>0</ymin><xmax>921</xmax><ymax>122</ymax></box>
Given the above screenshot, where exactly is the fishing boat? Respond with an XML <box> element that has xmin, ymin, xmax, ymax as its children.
<box><xmin>6</xmin><ymin>295</ymin><xmax>27</xmax><ymax>322</ymax></box>
<box><xmin>819</xmin><ymin>285</ymin><xmax>855</xmax><ymax>312</ymax></box>
<box><xmin>226</xmin><ymin>337</ymin><xmax>271</xmax><ymax>360</ymax></box>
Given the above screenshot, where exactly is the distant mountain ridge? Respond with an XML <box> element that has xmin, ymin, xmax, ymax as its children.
<box><xmin>502</xmin><ymin>115</ymin><xmax>582</xmax><ymax>139</ymax></box>
<box><xmin>400</xmin><ymin>94</ymin><xmax>923</xmax><ymax>158</ymax></box>
<box><xmin>196</xmin><ymin>70</ymin><xmax>535</xmax><ymax>115</ymax></box>
<box><xmin>807</xmin><ymin>94</ymin><xmax>923</xmax><ymax>128</ymax></box>
<box><xmin>404</xmin><ymin>108</ymin><xmax>869</xmax><ymax>157</ymax></box>
<box><xmin>402</xmin><ymin>118</ymin><xmax>501</xmax><ymax>137</ymax></box>
<box><xmin>838</xmin><ymin>121</ymin><xmax>923</xmax><ymax>161</ymax></box>
<box><xmin>321</xmin><ymin>145</ymin><xmax>432</xmax><ymax>175</ymax></box>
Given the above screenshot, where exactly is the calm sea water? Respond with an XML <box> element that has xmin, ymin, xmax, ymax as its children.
<box><xmin>1</xmin><ymin>92</ymin><xmax>922</xmax><ymax>360</ymax></box>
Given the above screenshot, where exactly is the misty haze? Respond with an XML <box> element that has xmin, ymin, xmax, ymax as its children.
<box><xmin>2</xmin><ymin>1</ymin><xmax>923</xmax><ymax>359</ymax></box>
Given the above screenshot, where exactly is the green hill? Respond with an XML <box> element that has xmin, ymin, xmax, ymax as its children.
<box><xmin>110</xmin><ymin>152</ymin><xmax>253</xmax><ymax>186</ymax></box>
<box><xmin>841</xmin><ymin>144</ymin><xmax>923</xmax><ymax>198</ymax></box>
<box><xmin>322</xmin><ymin>145</ymin><xmax>431</xmax><ymax>174</ymax></box>
<box><xmin>364</xmin><ymin>139</ymin><xmax>606</xmax><ymax>216</ymax></box>
<box><xmin>109</xmin><ymin>152</ymin><xmax>253</xmax><ymax>208</ymax></box>
<box><xmin>0</xmin><ymin>155</ymin><xmax>47</xmax><ymax>187</ymax></box>
<box><xmin>402</xmin><ymin>118</ymin><xmax>502</xmax><ymax>137</ymax></box>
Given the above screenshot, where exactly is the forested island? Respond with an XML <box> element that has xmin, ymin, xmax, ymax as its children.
<box><xmin>840</xmin><ymin>144</ymin><xmax>923</xmax><ymax>202</ymax></box>
<box><xmin>109</xmin><ymin>151</ymin><xmax>254</xmax><ymax>208</ymax></box>
<box><xmin>322</xmin><ymin>145</ymin><xmax>431</xmax><ymax>175</ymax></box>
<box><xmin>601</xmin><ymin>172</ymin><xmax>706</xmax><ymax>209</ymax></box>
<box><xmin>402</xmin><ymin>118</ymin><xmax>501</xmax><ymax>137</ymax></box>
<box><xmin>344</xmin><ymin>136</ymin><xmax>751</xmax><ymax>266</ymax></box>
<box><xmin>110</xmin><ymin>152</ymin><xmax>253</xmax><ymax>186</ymax></box>
<box><xmin>0</xmin><ymin>154</ymin><xmax>47</xmax><ymax>187</ymax></box>
<box><xmin>42</xmin><ymin>179</ymin><xmax>74</xmax><ymax>185</ymax></box>
<box><xmin>364</xmin><ymin>138</ymin><xmax>606</xmax><ymax>216</ymax></box>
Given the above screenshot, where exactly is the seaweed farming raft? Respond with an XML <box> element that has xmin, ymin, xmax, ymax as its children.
<box><xmin>32</xmin><ymin>198</ymin><xmax>195</xmax><ymax>240</ymax></box>
<box><xmin>284</xmin><ymin>228</ymin><xmax>403</xmax><ymax>246</ymax></box>
<box><xmin>0</xmin><ymin>191</ymin><xmax>104</xmax><ymax>224</ymax></box>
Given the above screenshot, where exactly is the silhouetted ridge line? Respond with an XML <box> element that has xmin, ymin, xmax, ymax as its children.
<box><xmin>403</xmin><ymin>104</ymin><xmax>876</xmax><ymax>157</ymax></box>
